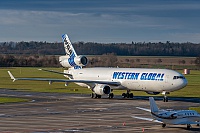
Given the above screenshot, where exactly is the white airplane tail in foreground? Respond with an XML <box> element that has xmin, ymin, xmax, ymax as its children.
<box><xmin>8</xmin><ymin>34</ymin><xmax>188</xmax><ymax>101</ymax></box>
<box><xmin>132</xmin><ymin>97</ymin><xmax>200</xmax><ymax>129</ymax></box>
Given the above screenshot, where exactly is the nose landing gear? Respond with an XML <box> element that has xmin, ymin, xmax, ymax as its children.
<box><xmin>162</xmin><ymin>91</ymin><xmax>169</xmax><ymax>102</ymax></box>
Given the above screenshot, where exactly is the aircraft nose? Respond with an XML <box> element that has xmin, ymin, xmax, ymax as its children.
<box><xmin>181</xmin><ymin>78</ymin><xmax>188</xmax><ymax>88</ymax></box>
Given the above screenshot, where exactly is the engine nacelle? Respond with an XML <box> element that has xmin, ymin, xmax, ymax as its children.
<box><xmin>59</xmin><ymin>55</ymin><xmax>88</xmax><ymax>68</ymax></box>
<box><xmin>146</xmin><ymin>91</ymin><xmax>160</xmax><ymax>95</ymax></box>
<box><xmin>159</xmin><ymin>112</ymin><xmax>177</xmax><ymax>119</ymax></box>
<box><xmin>93</xmin><ymin>84</ymin><xmax>111</xmax><ymax>95</ymax></box>
<box><xmin>74</xmin><ymin>55</ymin><xmax>88</xmax><ymax>66</ymax></box>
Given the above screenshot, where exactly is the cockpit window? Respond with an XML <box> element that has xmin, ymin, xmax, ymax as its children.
<box><xmin>173</xmin><ymin>76</ymin><xmax>185</xmax><ymax>79</ymax></box>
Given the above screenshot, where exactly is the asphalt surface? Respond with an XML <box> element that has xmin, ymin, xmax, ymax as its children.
<box><xmin>0</xmin><ymin>89</ymin><xmax>199</xmax><ymax>133</ymax></box>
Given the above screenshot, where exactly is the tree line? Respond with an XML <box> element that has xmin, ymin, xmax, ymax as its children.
<box><xmin>0</xmin><ymin>41</ymin><xmax>200</xmax><ymax>56</ymax></box>
<box><xmin>0</xmin><ymin>54</ymin><xmax>59</xmax><ymax>67</ymax></box>
<box><xmin>1</xmin><ymin>54</ymin><xmax>200</xmax><ymax>69</ymax></box>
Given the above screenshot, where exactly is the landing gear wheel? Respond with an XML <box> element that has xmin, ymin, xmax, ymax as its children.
<box><xmin>129</xmin><ymin>93</ymin><xmax>133</xmax><ymax>98</ymax></box>
<box><xmin>122</xmin><ymin>90</ymin><xmax>133</xmax><ymax>99</ymax></box>
<box><xmin>162</xmin><ymin>91</ymin><xmax>169</xmax><ymax>102</ymax></box>
<box><xmin>162</xmin><ymin>123</ymin><xmax>166</xmax><ymax>128</ymax></box>
<box><xmin>91</xmin><ymin>93</ymin><xmax>94</xmax><ymax>98</ymax></box>
<box><xmin>108</xmin><ymin>93</ymin><xmax>114</xmax><ymax>99</ymax></box>
<box><xmin>187</xmin><ymin>124</ymin><xmax>191</xmax><ymax>129</ymax></box>
<box><xmin>95</xmin><ymin>94</ymin><xmax>101</xmax><ymax>98</ymax></box>
<box><xmin>127</xmin><ymin>93</ymin><xmax>130</xmax><ymax>98</ymax></box>
<box><xmin>122</xmin><ymin>93</ymin><xmax>127</xmax><ymax>98</ymax></box>
<box><xmin>163</xmin><ymin>96</ymin><xmax>168</xmax><ymax>102</ymax></box>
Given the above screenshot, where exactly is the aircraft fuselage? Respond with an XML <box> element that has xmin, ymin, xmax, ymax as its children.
<box><xmin>66</xmin><ymin>67</ymin><xmax>187</xmax><ymax>93</ymax></box>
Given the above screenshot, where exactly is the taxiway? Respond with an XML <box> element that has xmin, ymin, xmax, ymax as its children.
<box><xmin>0</xmin><ymin>89</ymin><xmax>199</xmax><ymax>132</ymax></box>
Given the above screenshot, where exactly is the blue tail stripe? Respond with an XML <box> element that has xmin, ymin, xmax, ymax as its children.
<box><xmin>62</xmin><ymin>34</ymin><xmax>66</xmax><ymax>41</ymax></box>
<box><xmin>67</xmin><ymin>52</ymin><xmax>82</xmax><ymax>69</ymax></box>
<box><xmin>68</xmin><ymin>52</ymin><xmax>76</xmax><ymax>66</ymax></box>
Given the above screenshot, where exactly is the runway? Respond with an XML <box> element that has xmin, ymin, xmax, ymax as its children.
<box><xmin>0</xmin><ymin>89</ymin><xmax>199</xmax><ymax>132</ymax></box>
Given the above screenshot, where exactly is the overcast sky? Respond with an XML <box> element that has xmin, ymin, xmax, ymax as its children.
<box><xmin>0</xmin><ymin>0</ymin><xmax>200</xmax><ymax>43</ymax></box>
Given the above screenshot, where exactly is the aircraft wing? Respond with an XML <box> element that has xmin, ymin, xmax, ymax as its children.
<box><xmin>38</xmin><ymin>69</ymin><xmax>72</xmax><ymax>77</ymax></box>
<box><xmin>8</xmin><ymin>71</ymin><xmax>121</xmax><ymax>86</ymax></box>
<box><xmin>136</xmin><ymin>107</ymin><xmax>151</xmax><ymax>112</ymax></box>
<box><xmin>38</xmin><ymin>68</ymin><xmax>73</xmax><ymax>79</ymax></box>
<box><xmin>132</xmin><ymin>116</ymin><xmax>162</xmax><ymax>123</ymax></box>
<box><xmin>174</xmin><ymin>121</ymin><xmax>200</xmax><ymax>125</ymax></box>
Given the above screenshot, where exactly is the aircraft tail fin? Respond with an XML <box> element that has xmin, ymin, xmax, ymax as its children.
<box><xmin>62</xmin><ymin>34</ymin><xmax>77</xmax><ymax>57</ymax></box>
<box><xmin>149</xmin><ymin>97</ymin><xmax>159</xmax><ymax>113</ymax></box>
<box><xmin>60</xmin><ymin>34</ymin><xmax>84</xmax><ymax>69</ymax></box>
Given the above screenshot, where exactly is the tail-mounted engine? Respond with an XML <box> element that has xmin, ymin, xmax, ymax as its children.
<box><xmin>93</xmin><ymin>84</ymin><xmax>111</xmax><ymax>95</ymax></box>
<box><xmin>59</xmin><ymin>55</ymin><xmax>88</xmax><ymax>68</ymax></box>
<box><xmin>160</xmin><ymin>112</ymin><xmax>178</xmax><ymax>119</ymax></box>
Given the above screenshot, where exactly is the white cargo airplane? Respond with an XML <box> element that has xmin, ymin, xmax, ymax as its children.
<box><xmin>132</xmin><ymin>97</ymin><xmax>200</xmax><ymax>129</ymax></box>
<box><xmin>8</xmin><ymin>34</ymin><xmax>188</xmax><ymax>102</ymax></box>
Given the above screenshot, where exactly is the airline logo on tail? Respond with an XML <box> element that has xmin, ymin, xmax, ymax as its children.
<box><xmin>60</xmin><ymin>34</ymin><xmax>87</xmax><ymax>69</ymax></box>
<box><xmin>62</xmin><ymin>34</ymin><xmax>77</xmax><ymax>57</ymax></box>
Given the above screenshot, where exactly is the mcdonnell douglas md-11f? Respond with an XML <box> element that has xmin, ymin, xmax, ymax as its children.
<box><xmin>8</xmin><ymin>34</ymin><xmax>188</xmax><ymax>102</ymax></box>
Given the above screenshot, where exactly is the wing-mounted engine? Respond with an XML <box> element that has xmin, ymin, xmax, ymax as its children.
<box><xmin>93</xmin><ymin>84</ymin><xmax>111</xmax><ymax>95</ymax></box>
<box><xmin>59</xmin><ymin>55</ymin><xmax>88</xmax><ymax>68</ymax></box>
<box><xmin>146</xmin><ymin>91</ymin><xmax>160</xmax><ymax>95</ymax></box>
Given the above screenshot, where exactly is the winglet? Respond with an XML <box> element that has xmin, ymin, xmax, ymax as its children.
<box><xmin>7</xmin><ymin>71</ymin><xmax>16</xmax><ymax>82</ymax></box>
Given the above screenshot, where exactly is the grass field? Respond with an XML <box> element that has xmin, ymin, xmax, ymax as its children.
<box><xmin>0</xmin><ymin>97</ymin><xmax>29</xmax><ymax>103</ymax></box>
<box><xmin>0</xmin><ymin>67</ymin><xmax>200</xmax><ymax>104</ymax></box>
<box><xmin>0</xmin><ymin>67</ymin><xmax>92</xmax><ymax>94</ymax></box>
<box><xmin>189</xmin><ymin>107</ymin><xmax>200</xmax><ymax>113</ymax></box>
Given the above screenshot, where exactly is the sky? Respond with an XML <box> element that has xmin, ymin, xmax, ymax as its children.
<box><xmin>0</xmin><ymin>0</ymin><xmax>200</xmax><ymax>43</ymax></box>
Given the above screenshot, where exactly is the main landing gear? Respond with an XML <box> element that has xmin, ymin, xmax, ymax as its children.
<box><xmin>90</xmin><ymin>93</ymin><xmax>114</xmax><ymax>99</ymax></box>
<box><xmin>187</xmin><ymin>124</ymin><xmax>191</xmax><ymax>129</ymax></box>
<box><xmin>162</xmin><ymin>91</ymin><xmax>169</xmax><ymax>102</ymax></box>
<box><xmin>91</xmin><ymin>93</ymin><xmax>101</xmax><ymax>98</ymax></box>
<box><xmin>122</xmin><ymin>90</ymin><xmax>133</xmax><ymax>99</ymax></box>
<box><xmin>108</xmin><ymin>93</ymin><xmax>114</xmax><ymax>99</ymax></box>
<box><xmin>162</xmin><ymin>123</ymin><xmax>166</xmax><ymax>128</ymax></box>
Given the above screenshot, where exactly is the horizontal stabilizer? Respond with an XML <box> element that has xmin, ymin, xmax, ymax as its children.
<box><xmin>136</xmin><ymin>107</ymin><xmax>151</xmax><ymax>112</ymax></box>
<box><xmin>132</xmin><ymin>116</ymin><xmax>162</xmax><ymax>123</ymax></box>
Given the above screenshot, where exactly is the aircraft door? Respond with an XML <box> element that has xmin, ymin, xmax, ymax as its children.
<box><xmin>165</xmin><ymin>75</ymin><xmax>169</xmax><ymax>83</ymax></box>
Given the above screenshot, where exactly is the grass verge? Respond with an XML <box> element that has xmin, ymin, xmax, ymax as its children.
<box><xmin>0</xmin><ymin>97</ymin><xmax>29</xmax><ymax>103</ymax></box>
<box><xmin>189</xmin><ymin>107</ymin><xmax>200</xmax><ymax>113</ymax></box>
<box><xmin>0</xmin><ymin>67</ymin><xmax>200</xmax><ymax>104</ymax></box>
